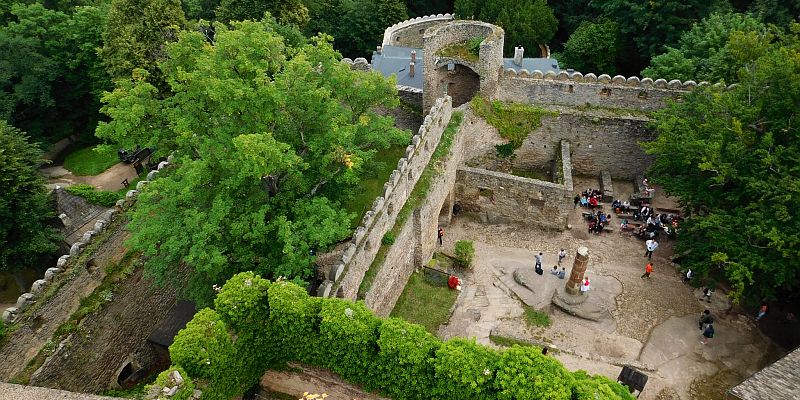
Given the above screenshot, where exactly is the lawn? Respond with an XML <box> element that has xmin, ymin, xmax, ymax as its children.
<box><xmin>63</xmin><ymin>145</ymin><xmax>119</xmax><ymax>176</ymax></box>
<box><xmin>390</xmin><ymin>269</ymin><xmax>459</xmax><ymax>334</ymax></box>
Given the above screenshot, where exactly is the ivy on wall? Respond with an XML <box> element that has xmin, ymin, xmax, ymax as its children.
<box><xmin>470</xmin><ymin>96</ymin><xmax>555</xmax><ymax>149</ymax></box>
<box><xmin>165</xmin><ymin>271</ymin><xmax>636</xmax><ymax>400</ymax></box>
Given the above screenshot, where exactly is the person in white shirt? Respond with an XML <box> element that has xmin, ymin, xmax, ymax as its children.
<box><xmin>645</xmin><ymin>239</ymin><xmax>658</xmax><ymax>259</ymax></box>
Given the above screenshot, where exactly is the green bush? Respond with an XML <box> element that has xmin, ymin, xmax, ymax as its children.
<box><xmin>454</xmin><ymin>240</ymin><xmax>475</xmax><ymax>268</ymax></box>
<box><xmin>468</xmin><ymin>36</ymin><xmax>483</xmax><ymax>56</ymax></box>
<box><xmin>147</xmin><ymin>366</ymin><xmax>195</xmax><ymax>400</ymax></box>
<box><xmin>374</xmin><ymin>318</ymin><xmax>440</xmax><ymax>400</ymax></box>
<box><xmin>214</xmin><ymin>271</ymin><xmax>271</xmax><ymax>332</ymax></box>
<box><xmin>267</xmin><ymin>281</ymin><xmax>322</xmax><ymax>363</ymax></box>
<box><xmin>573</xmin><ymin>371</ymin><xmax>635</xmax><ymax>400</ymax></box>
<box><xmin>494</xmin><ymin>346</ymin><xmax>575</xmax><ymax>400</ymax></box>
<box><xmin>65</xmin><ymin>184</ymin><xmax>121</xmax><ymax>207</ymax></box>
<box><xmin>471</xmin><ymin>96</ymin><xmax>554</xmax><ymax>149</ymax></box>
<box><xmin>169</xmin><ymin>309</ymin><xmax>235</xmax><ymax>380</ymax></box>
<box><xmin>495</xmin><ymin>143</ymin><xmax>515</xmax><ymax>158</ymax></box>
<box><xmin>381</xmin><ymin>232</ymin><xmax>395</xmax><ymax>245</ymax></box>
<box><xmin>434</xmin><ymin>338</ymin><xmax>498</xmax><ymax>400</ymax></box>
<box><xmin>317</xmin><ymin>299</ymin><xmax>381</xmax><ymax>386</ymax></box>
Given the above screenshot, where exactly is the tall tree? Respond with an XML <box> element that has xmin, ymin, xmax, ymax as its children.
<box><xmin>557</xmin><ymin>20</ymin><xmax>618</xmax><ymax>74</ymax></box>
<box><xmin>642</xmin><ymin>12</ymin><xmax>769</xmax><ymax>83</ymax></box>
<box><xmin>0</xmin><ymin>121</ymin><xmax>60</xmax><ymax>271</ymax></box>
<box><xmin>405</xmin><ymin>0</ymin><xmax>453</xmax><ymax>17</ymax></box>
<box><xmin>96</xmin><ymin>19</ymin><xmax>409</xmax><ymax>304</ymax></box>
<box><xmin>216</xmin><ymin>0</ymin><xmax>309</xmax><ymax>26</ymax></box>
<box><xmin>100</xmin><ymin>0</ymin><xmax>186</xmax><ymax>84</ymax></box>
<box><xmin>641</xmin><ymin>26</ymin><xmax>800</xmax><ymax>303</ymax></box>
<box><xmin>455</xmin><ymin>0</ymin><xmax>557</xmax><ymax>56</ymax></box>
<box><xmin>591</xmin><ymin>0</ymin><xmax>731</xmax><ymax>74</ymax></box>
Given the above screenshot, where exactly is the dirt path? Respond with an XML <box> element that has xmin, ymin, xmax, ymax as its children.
<box><xmin>42</xmin><ymin>163</ymin><xmax>138</xmax><ymax>192</ymax></box>
<box><xmin>438</xmin><ymin>185</ymin><xmax>778</xmax><ymax>400</ymax></box>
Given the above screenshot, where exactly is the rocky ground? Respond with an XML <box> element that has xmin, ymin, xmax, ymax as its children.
<box><xmin>437</xmin><ymin>178</ymin><xmax>782</xmax><ymax>400</ymax></box>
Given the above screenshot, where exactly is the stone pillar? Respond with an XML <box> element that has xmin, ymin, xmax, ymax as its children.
<box><xmin>565</xmin><ymin>246</ymin><xmax>589</xmax><ymax>295</ymax></box>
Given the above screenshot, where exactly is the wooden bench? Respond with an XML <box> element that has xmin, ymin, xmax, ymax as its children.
<box><xmin>600</xmin><ymin>171</ymin><xmax>614</xmax><ymax>201</ymax></box>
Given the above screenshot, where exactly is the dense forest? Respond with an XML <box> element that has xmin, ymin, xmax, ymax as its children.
<box><xmin>1</xmin><ymin>0</ymin><xmax>798</xmax><ymax>305</ymax></box>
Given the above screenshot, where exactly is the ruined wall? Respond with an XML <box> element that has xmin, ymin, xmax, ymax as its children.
<box><xmin>382</xmin><ymin>14</ymin><xmax>454</xmax><ymax>48</ymax></box>
<box><xmin>321</xmin><ymin>97</ymin><xmax>453</xmax><ymax>300</ymax></box>
<box><xmin>423</xmin><ymin>21</ymin><xmax>504</xmax><ymax>112</ymax></box>
<box><xmin>496</xmin><ymin>70</ymin><xmax>706</xmax><ymax>111</ymax></box>
<box><xmin>514</xmin><ymin>111</ymin><xmax>653</xmax><ymax>180</ymax></box>
<box><xmin>455</xmin><ymin>141</ymin><xmax>572</xmax><ymax>230</ymax></box>
<box><xmin>397</xmin><ymin>85</ymin><xmax>423</xmax><ymax>108</ymax></box>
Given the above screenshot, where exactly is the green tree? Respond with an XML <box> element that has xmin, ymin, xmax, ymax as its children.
<box><xmin>307</xmin><ymin>0</ymin><xmax>408</xmax><ymax>58</ymax></box>
<box><xmin>642</xmin><ymin>12</ymin><xmax>768</xmax><ymax>83</ymax></box>
<box><xmin>455</xmin><ymin>0</ymin><xmax>558</xmax><ymax>56</ymax></box>
<box><xmin>558</xmin><ymin>20</ymin><xmax>618</xmax><ymax>74</ymax></box>
<box><xmin>0</xmin><ymin>121</ymin><xmax>60</xmax><ymax>271</ymax></box>
<box><xmin>96</xmin><ymin>19</ymin><xmax>408</xmax><ymax>304</ymax></box>
<box><xmin>591</xmin><ymin>0</ymin><xmax>731</xmax><ymax>74</ymax></box>
<box><xmin>405</xmin><ymin>0</ymin><xmax>452</xmax><ymax>17</ymax></box>
<box><xmin>216</xmin><ymin>0</ymin><xmax>309</xmax><ymax>26</ymax></box>
<box><xmin>100</xmin><ymin>0</ymin><xmax>186</xmax><ymax>84</ymax></box>
<box><xmin>642</xmin><ymin>27</ymin><xmax>800</xmax><ymax>303</ymax></box>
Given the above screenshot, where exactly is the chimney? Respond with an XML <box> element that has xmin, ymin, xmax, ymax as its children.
<box><xmin>410</xmin><ymin>50</ymin><xmax>416</xmax><ymax>62</ymax></box>
<box><xmin>409</xmin><ymin>62</ymin><xmax>415</xmax><ymax>78</ymax></box>
<box><xmin>376</xmin><ymin>46</ymin><xmax>382</xmax><ymax>55</ymax></box>
<box><xmin>514</xmin><ymin>46</ymin><xmax>524</xmax><ymax>66</ymax></box>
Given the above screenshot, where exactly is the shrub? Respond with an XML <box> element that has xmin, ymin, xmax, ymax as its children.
<box><xmin>375</xmin><ymin>318</ymin><xmax>440</xmax><ymax>400</ymax></box>
<box><xmin>454</xmin><ymin>240</ymin><xmax>475</xmax><ymax>268</ymax></box>
<box><xmin>433</xmin><ymin>338</ymin><xmax>498</xmax><ymax>400</ymax></box>
<box><xmin>0</xmin><ymin>320</ymin><xmax>5</xmax><ymax>341</ymax></box>
<box><xmin>381</xmin><ymin>232</ymin><xmax>395</xmax><ymax>246</ymax></box>
<box><xmin>267</xmin><ymin>281</ymin><xmax>323</xmax><ymax>363</ymax></box>
<box><xmin>148</xmin><ymin>366</ymin><xmax>195</xmax><ymax>400</ymax></box>
<box><xmin>471</xmin><ymin>96</ymin><xmax>554</xmax><ymax>149</ymax></box>
<box><xmin>468</xmin><ymin>37</ymin><xmax>483</xmax><ymax>56</ymax></box>
<box><xmin>317</xmin><ymin>299</ymin><xmax>381</xmax><ymax>386</ymax></box>
<box><xmin>169</xmin><ymin>309</ymin><xmax>235</xmax><ymax>380</ymax></box>
<box><xmin>65</xmin><ymin>184</ymin><xmax>121</xmax><ymax>207</ymax></box>
<box><xmin>495</xmin><ymin>143</ymin><xmax>515</xmax><ymax>158</ymax></box>
<box><xmin>573</xmin><ymin>371</ymin><xmax>633</xmax><ymax>400</ymax></box>
<box><xmin>214</xmin><ymin>271</ymin><xmax>271</xmax><ymax>332</ymax></box>
<box><xmin>494</xmin><ymin>346</ymin><xmax>575</xmax><ymax>400</ymax></box>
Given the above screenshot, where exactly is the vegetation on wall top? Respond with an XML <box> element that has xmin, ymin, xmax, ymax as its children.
<box><xmin>470</xmin><ymin>96</ymin><xmax>554</xmax><ymax>149</ymax></box>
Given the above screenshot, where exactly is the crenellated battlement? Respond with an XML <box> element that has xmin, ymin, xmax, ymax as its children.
<box><xmin>382</xmin><ymin>14</ymin><xmax>454</xmax><ymax>47</ymax></box>
<box><xmin>318</xmin><ymin>96</ymin><xmax>454</xmax><ymax>299</ymax></box>
<box><xmin>501</xmin><ymin>68</ymin><xmax>739</xmax><ymax>91</ymax></box>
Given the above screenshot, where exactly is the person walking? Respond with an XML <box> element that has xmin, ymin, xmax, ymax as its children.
<box><xmin>699</xmin><ymin>309</ymin><xmax>713</xmax><ymax>330</ymax></box>
<box><xmin>574</xmin><ymin>194</ymin><xmax>580</xmax><ymax>208</ymax></box>
<box><xmin>580</xmin><ymin>276</ymin><xmax>590</xmax><ymax>295</ymax></box>
<box><xmin>644</xmin><ymin>239</ymin><xmax>658</xmax><ymax>259</ymax></box>
<box><xmin>683</xmin><ymin>269</ymin><xmax>693</xmax><ymax>284</ymax></box>
<box><xmin>702</xmin><ymin>287</ymin><xmax>714</xmax><ymax>303</ymax></box>
<box><xmin>701</xmin><ymin>323</ymin><xmax>715</xmax><ymax>345</ymax></box>
<box><xmin>641</xmin><ymin>262</ymin><xmax>653</xmax><ymax>279</ymax></box>
<box><xmin>437</xmin><ymin>227</ymin><xmax>444</xmax><ymax>246</ymax></box>
<box><xmin>558</xmin><ymin>249</ymin><xmax>567</xmax><ymax>265</ymax></box>
<box><xmin>756</xmin><ymin>303</ymin><xmax>768</xmax><ymax>322</ymax></box>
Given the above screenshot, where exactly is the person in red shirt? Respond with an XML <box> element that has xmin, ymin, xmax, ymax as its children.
<box><xmin>641</xmin><ymin>262</ymin><xmax>653</xmax><ymax>279</ymax></box>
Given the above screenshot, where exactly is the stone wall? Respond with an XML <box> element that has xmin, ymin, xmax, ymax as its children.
<box><xmin>513</xmin><ymin>111</ymin><xmax>654</xmax><ymax>180</ymax></box>
<box><xmin>382</xmin><ymin>14</ymin><xmax>454</xmax><ymax>48</ymax></box>
<box><xmin>496</xmin><ymin>70</ymin><xmax>706</xmax><ymax>111</ymax></box>
<box><xmin>320</xmin><ymin>97</ymin><xmax>454</xmax><ymax>300</ymax></box>
<box><xmin>455</xmin><ymin>141</ymin><xmax>573</xmax><ymax>230</ymax></box>
<box><xmin>397</xmin><ymin>85</ymin><xmax>423</xmax><ymax>108</ymax></box>
<box><xmin>423</xmin><ymin>21</ymin><xmax>504</xmax><ymax>112</ymax></box>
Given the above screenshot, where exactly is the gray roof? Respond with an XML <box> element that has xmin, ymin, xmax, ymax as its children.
<box><xmin>371</xmin><ymin>45</ymin><xmax>559</xmax><ymax>90</ymax></box>
<box><xmin>728</xmin><ymin>346</ymin><xmax>800</xmax><ymax>399</ymax></box>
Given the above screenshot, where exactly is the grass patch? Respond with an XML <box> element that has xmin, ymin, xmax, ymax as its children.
<box><xmin>489</xmin><ymin>334</ymin><xmax>536</xmax><ymax>348</ymax></box>
<box><xmin>66</xmin><ymin>184</ymin><xmax>122</xmax><ymax>207</ymax></box>
<box><xmin>390</xmin><ymin>270</ymin><xmax>458</xmax><ymax>334</ymax></box>
<box><xmin>63</xmin><ymin>145</ymin><xmax>119</xmax><ymax>176</ymax></box>
<box><xmin>471</xmin><ymin>96</ymin><xmax>555</xmax><ymax>149</ymax></box>
<box><xmin>436</xmin><ymin>37</ymin><xmax>483</xmax><ymax>63</ymax></box>
<box><xmin>342</xmin><ymin>145</ymin><xmax>406</xmax><ymax>229</ymax></box>
<box><xmin>356</xmin><ymin>112</ymin><xmax>464</xmax><ymax>296</ymax></box>
<box><xmin>523</xmin><ymin>305</ymin><xmax>552</xmax><ymax>328</ymax></box>
<box><xmin>510</xmin><ymin>168</ymin><xmax>550</xmax><ymax>181</ymax></box>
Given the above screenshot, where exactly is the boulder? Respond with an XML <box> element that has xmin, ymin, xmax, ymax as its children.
<box><xmin>44</xmin><ymin>268</ymin><xmax>62</xmax><ymax>281</ymax></box>
<box><xmin>16</xmin><ymin>293</ymin><xmax>35</xmax><ymax>310</ymax></box>
<box><xmin>30</xmin><ymin>279</ymin><xmax>48</xmax><ymax>294</ymax></box>
<box><xmin>2</xmin><ymin>307</ymin><xmax>18</xmax><ymax>324</ymax></box>
<box><xmin>551</xmin><ymin>287</ymin><xmax>610</xmax><ymax>322</ymax></box>
<box><xmin>513</xmin><ymin>269</ymin><xmax>536</xmax><ymax>293</ymax></box>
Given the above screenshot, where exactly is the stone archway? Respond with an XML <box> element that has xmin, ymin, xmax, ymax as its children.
<box><xmin>436</xmin><ymin>64</ymin><xmax>480</xmax><ymax>107</ymax></box>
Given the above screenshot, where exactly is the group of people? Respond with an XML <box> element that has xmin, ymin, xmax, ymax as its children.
<box><xmin>586</xmin><ymin>209</ymin><xmax>612</xmax><ymax>234</ymax></box>
<box><xmin>534</xmin><ymin>249</ymin><xmax>568</xmax><ymax>280</ymax></box>
<box><xmin>575</xmin><ymin>188</ymin><xmax>603</xmax><ymax>209</ymax></box>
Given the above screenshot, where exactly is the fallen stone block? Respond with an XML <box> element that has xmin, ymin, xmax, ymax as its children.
<box><xmin>513</xmin><ymin>269</ymin><xmax>536</xmax><ymax>293</ymax></box>
<box><xmin>126</xmin><ymin>190</ymin><xmax>138</xmax><ymax>198</ymax></box>
<box><xmin>81</xmin><ymin>230</ymin><xmax>96</xmax><ymax>243</ymax></box>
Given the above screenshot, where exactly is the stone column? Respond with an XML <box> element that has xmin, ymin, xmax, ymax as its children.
<box><xmin>565</xmin><ymin>246</ymin><xmax>589</xmax><ymax>295</ymax></box>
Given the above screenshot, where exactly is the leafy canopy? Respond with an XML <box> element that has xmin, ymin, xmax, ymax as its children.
<box><xmin>96</xmin><ymin>18</ymin><xmax>409</xmax><ymax>305</ymax></box>
<box><xmin>642</xmin><ymin>25</ymin><xmax>800</xmax><ymax>303</ymax></box>
<box><xmin>558</xmin><ymin>19</ymin><xmax>619</xmax><ymax>74</ymax></box>
<box><xmin>0</xmin><ymin>121</ymin><xmax>60</xmax><ymax>271</ymax></box>
<box><xmin>455</xmin><ymin>0</ymin><xmax>558</xmax><ymax>56</ymax></box>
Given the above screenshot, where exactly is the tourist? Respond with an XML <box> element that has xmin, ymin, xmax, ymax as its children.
<box><xmin>437</xmin><ymin>227</ymin><xmax>444</xmax><ymax>246</ymax></box>
<box><xmin>535</xmin><ymin>252</ymin><xmax>543</xmax><ymax>270</ymax></box>
<box><xmin>588</xmin><ymin>220</ymin><xmax>597</xmax><ymax>233</ymax></box>
<box><xmin>683</xmin><ymin>269</ymin><xmax>693</xmax><ymax>284</ymax></box>
<box><xmin>641</xmin><ymin>262</ymin><xmax>653</xmax><ymax>279</ymax></box>
<box><xmin>644</xmin><ymin>239</ymin><xmax>658</xmax><ymax>259</ymax></box>
<box><xmin>756</xmin><ymin>303</ymin><xmax>768</xmax><ymax>322</ymax></box>
<box><xmin>621</xmin><ymin>200</ymin><xmax>631</xmax><ymax>213</ymax></box>
<box><xmin>558</xmin><ymin>267</ymin><xmax>566</xmax><ymax>279</ymax></box>
<box><xmin>701</xmin><ymin>323</ymin><xmax>715</xmax><ymax>345</ymax></box>
<box><xmin>574</xmin><ymin>194</ymin><xmax>580</xmax><ymax>208</ymax></box>
<box><xmin>699</xmin><ymin>309</ymin><xmax>713</xmax><ymax>330</ymax></box>
<box><xmin>541</xmin><ymin>347</ymin><xmax>549</xmax><ymax>356</ymax></box>
<box><xmin>702</xmin><ymin>287</ymin><xmax>714</xmax><ymax>303</ymax></box>
<box><xmin>580</xmin><ymin>276</ymin><xmax>590</xmax><ymax>294</ymax></box>
<box><xmin>558</xmin><ymin>249</ymin><xmax>567</xmax><ymax>265</ymax></box>
<box><xmin>612</xmin><ymin>199</ymin><xmax>621</xmax><ymax>213</ymax></box>
<box><xmin>580</xmin><ymin>194</ymin><xmax>588</xmax><ymax>208</ymax></box>
<box><xmin>589</xmin><ymin>196</ymin><xmax>599</xmax><ymax>209</ymax></box>
<box><xmin>551</xmin><ymin>265</ymin><xmax>559</xmax><ymax>275</ymax></box>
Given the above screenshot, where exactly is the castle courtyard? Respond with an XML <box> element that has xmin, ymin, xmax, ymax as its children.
<box><xmin>437</xmin><ymin>179</ymin><xmax>780</xmax><ymax>399</ymax></box>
